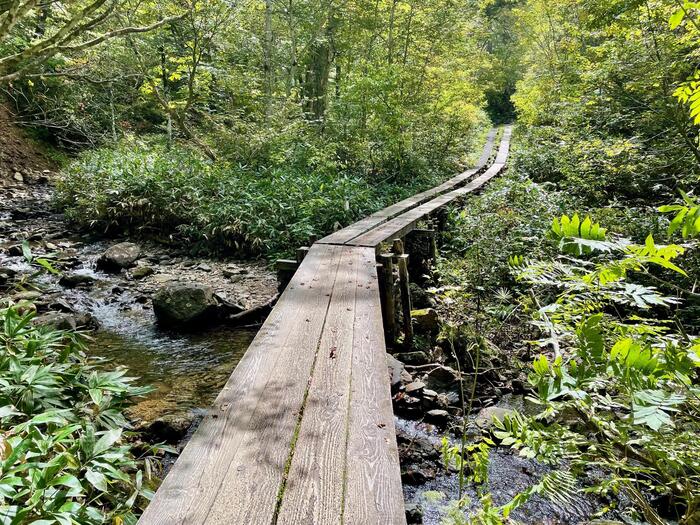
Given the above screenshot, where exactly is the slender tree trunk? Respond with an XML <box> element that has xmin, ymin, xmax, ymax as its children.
<box><xmin>264</xmin><ymin>0</ymin><xmax>273</xmax><ymax>114</ymax></box>
<box><xmin>387</xmin><ymin>0</ymin><xmax>397</xmax><ymax>64</ymax></box>
<box><xmin>160</xmin><ymin>46</ymin><xmax>172</xmax><ymax>149</ymax></box>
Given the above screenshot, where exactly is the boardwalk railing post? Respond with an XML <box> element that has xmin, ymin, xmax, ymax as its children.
<box><xmin>275</xmin><ymin>259</ymin><xmax>299</xmax><ymax>292</ymax></box>
<box><xmin>377</xmin><ymin>253</ymin><xmax>397</xmax><ymax>346</ymax></box>
<box><xmin>391</xmin><ymin>238</ymin><xmax>413</xmax><ymax>348</ymax></box>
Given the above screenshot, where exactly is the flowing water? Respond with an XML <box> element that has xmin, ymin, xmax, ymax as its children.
<box><xmin>84</xmin><ymin>300</ymin><xmax>257</xmax><ymax>422</ymax></box>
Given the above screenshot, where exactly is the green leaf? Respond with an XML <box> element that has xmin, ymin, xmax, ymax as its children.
<box><xmin>93</xmin><ymin>428</ymin><xmax>122</xmax><ymax>456</ymax></box>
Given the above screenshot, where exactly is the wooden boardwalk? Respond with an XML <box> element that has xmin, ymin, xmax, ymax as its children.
<box><xmin>138</xmin><ymin>126</ymin><xmax>512</xmax><ymax>525</ymax></box>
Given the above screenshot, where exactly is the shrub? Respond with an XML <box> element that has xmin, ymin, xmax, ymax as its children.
<box><xmin>57</xmin><ymin>135</ymin><xmax>483</xmax><ymax>257</ymax></box>
<box><xmin>0</xmin><ymin>306</ymin><xmax>162</xmax><ymax>525</ymax></box>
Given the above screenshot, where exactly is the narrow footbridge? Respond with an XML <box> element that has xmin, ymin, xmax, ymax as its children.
<box><xmin>139</xmin><ymin>126</ymin><xmax>512</xmax><ymax>525</ymax></box>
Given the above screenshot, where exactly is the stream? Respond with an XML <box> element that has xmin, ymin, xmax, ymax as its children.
<box><xmin>2</xmin><ymin>175</ymin><xmax>615</xmax><ymax>524</ymax></box>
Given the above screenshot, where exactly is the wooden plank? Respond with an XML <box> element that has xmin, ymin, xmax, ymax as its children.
<box><xmin>317</xmin><ymin>129</ymin><xmax>497</xmax><ymax>246</ymax></box>
<box><xmin>494</xmin><ymin>126</ymin><xmax>512</xmax><ymax>164</ymax></box>
<box><xmin>346</xmin><ymin>128</ymin><xmax>512</xmax><ymax>248</ymax></box>
<box><xmin>343</xmin><ymin>247</ymin><xmax>406</xmax><ymax>524</ymax></box>
<box><xmin>199</xmin><ymin>245</ymin><xmax>346</xmax><ymax>524</ymax></box>
<box><xmin>276</xmin><ymin>247</ymin><xmax>360</xmax><ymax>524</ymax></box>
<box><xmin>138</xmin><ymin>244</ymin><xmax>343</xmax><ymax>525</ymax></box>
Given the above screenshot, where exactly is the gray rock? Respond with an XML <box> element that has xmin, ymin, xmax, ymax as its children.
<box><xmin>33</xmin><ymin>312</ymin><xmax>77</xmax><ymax>331</ymax></box>
<box><xmin>13</xmin><ymin>172</ymin><xmax>23</xmax><ymax>183</ymax></box>
<box><xmin>402</xmin><ymin>466</ymin><xmax>435</xmax><ymax>486</ymax></box>
<box><xmin>6</xmin><ymin>245</ymin><xmax>23</xmax><ymax>257</ymax></box>
<box><xmin>423</xmin><ymin>365</ymin><xmax>461</xmax><ymax>393</ymax></box>
<box><xmin>475</xmin><ymin>406</ymin><xmax>516</xmax><ymax>430</ymax></box>
<box><xmin>405</xmin><ymin>503</ymin><xmax>423</xmax><ymax>524</ymax></box>
<box><xmin>12</xmin><ymin>290</ymin><xmax>43</xmax><ymax>302</ymax></box>
<box><xmin>0</xmin><ymin>267</ymin><xmax>17</xmax><ymax>278</ymax></box>
<box><xmin>411</xmin><ymin>308</ymin><xmax>439</xmax><ymax>335</ymax></box>
<box><xmin>96</xmin><ymin>242</ymin><xmax>141</xmax><ymax>272</ymax></box>
<box><xmin>405</xmin><ymin>381</ymin><xmax>425</xmax><ymax>394</ymax></box>
<box><xmin>386</xmin><ymin>353</ymin><xmax>405</xmax><ymax>392</ymax></box>
<box><xmin>395</xmin><ymin>351</ymin><xmax>430</xmax><ymax>365</ymax></box>
<box><xmin>425</xmin><ymin>409</ymin><xmax>450</xmax><ymax>427</ymax></box>
<box><xmin>131</xmin><ymin>266</ymin><xmax>155</xmax><ymax>279</ymax></box>
<box><xmin>144</xmin><ymin>413</ymin><xmax>196</xmax><ymax>444</ymax></box>
<box><xmin>59</xmin><ymin>272</ymin><xmax>96</xmax><ymax>288</ymax></box>
<box><xmin>152</xmin><ymin>282</ymin><xmax>218</xmax><ymax>329</ymax></box>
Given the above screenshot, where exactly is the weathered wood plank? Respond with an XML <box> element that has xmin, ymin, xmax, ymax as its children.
<box><xmin>138</xmin><ymin>244</ymin><xmax>343</xmax><ymax>525</ymax></box>
<box><xmin>198</xmin><ymin>245</ymin><xmax>345</xmax><ymax>524</ymax></box>
<box><xmin>343</xmin><ymin>247</ymin><xmax>406</xmax><ymax>524</ymax></box>
<box><xmin>276</xmin><ymin>247</ymin><xmax>360</xmax><ymax>524</ymax></box>
<box><xmin>346</xmin><ymin>128</ymin><xmax>512</xmax><ymax>248</ymax></box>
<box><xmin>317</xmin><ymin>129</ymin><xmax>497</xmax><ymax>246</ymax></box>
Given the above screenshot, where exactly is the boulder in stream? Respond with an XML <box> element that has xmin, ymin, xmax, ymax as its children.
<box><xmin>475</xmin><ymin>406</ymin><xmax>517</xmax><ymax>430</ymax></box>
<box><xmin>411</xmin><ymin>308</ymin><xmax>439</xmax><ymax>335</ymax></box>
<box><xmin>96</xmin><ymin>242</ymin><xmax>141</xmax><ymax>272</ymax></box>
<box><xmin>59</xmin><ymin>272</ymin><xmax>96</xmax><ymax>288</ymax></box>
<box><xmin>152</xmin><ymin>282</ymin><xmax>218</xmax><ymax>329</ymax></box>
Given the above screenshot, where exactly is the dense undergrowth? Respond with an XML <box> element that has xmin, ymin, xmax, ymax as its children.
<box><xmin>56</xmin><ymin>125</ymin><xmax>489</xmax><ymax>258</ymax></box>
<box><xmin>0</xmin><ymin>306</ymin><xmax>165</xmax><ymax>524</ymax></box>
<box><xmin>433</xmin><ymin>125</ymin><xmax>700</xmax><ymax>523</ymax></box>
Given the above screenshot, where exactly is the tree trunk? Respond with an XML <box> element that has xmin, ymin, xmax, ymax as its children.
<box><xmin>264</xmin><ymin>0</ymin><xmax>273</xmax><ymax>114</ymax></box>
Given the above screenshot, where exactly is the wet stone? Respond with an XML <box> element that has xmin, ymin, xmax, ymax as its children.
<box><xmin>152</xmin><ymin>282</ymin><xmax>218</xmax><ymax>329</ymax></box>
<box><xmin>405</xmin><ymin>502</ymin><xmax>423</xmax><ymax>524</ymax></box>
<box><xmin>386</xmin><ymin>353</ymin><xmax>405</xmax><ymax>392</ymax></box>
<box><xmin>97</xmin><ymin>242</ymin><xmax>141</xmax><ymax>272</ymax></box>
<box><xmin>475</xmin><ymin>406</ymin><xmax>517</xmax><ymax>430</ymax></box>
<box><xmin>396</xmin><ymin>351</ymin><xmax>430</xmax><ymax>365</ymax></box>
<box><xmin>59</xmin><ymin>272</ymin><xmax>97</xmax><ymax>288</ymax></box>
<box><xmin>132</xmin><ymin>266</ymin><xmax>155</xmax><ymax>279</ymax></box>
<box><xmin>425</xmin><ymin>409</ymin><xmax>449</xmax><ymax>427</ymax></box>
<box><xmin>405</xmin><ymin>381</ymin><xmax>426</xmax><ymax>394</ymax></box>
<box><xmin>402</xmin><ymin>466</ymin><xmax>435</xmax><ymax>486</ymax></box>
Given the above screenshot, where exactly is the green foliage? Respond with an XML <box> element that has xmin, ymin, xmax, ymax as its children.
<box><xmin>56</xmin><ymin>138</ymin><xmax>460</xmax><ymax>256</ymax></box>
<box><xmin>659</xmin><ymin>191</ymin><xmax>700</xmax><ymax>238</ymax></box>
<box><xmin>549</xmin><ymin>214</ymin><xmax>607</xmax><ymax>255</ymax></box>
<box><xmin>511</xmin><ymin>1</ymin><xmax>700</xmax><ymax>205</ymax></box>
<box><xmin>0</xmin><ymin>306</ymin><xmax>165</xmax><ymax>524</ymax></box>
<box><xmin>497</xmin><ymin>213</ymin><xmax>700</xmax><ymax>523</ymax></box>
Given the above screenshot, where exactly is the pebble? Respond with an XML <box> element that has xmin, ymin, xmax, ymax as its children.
<box><xmin>405</xmin><ymin>381</ymin><xmax>425</xmax><ymax>394</ymax></box>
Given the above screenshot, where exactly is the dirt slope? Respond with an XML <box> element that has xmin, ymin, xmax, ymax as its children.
<box><xmin>0</xmin><ymin>105</ymin><xmax>54</xmax><ymax>182</ymax></box>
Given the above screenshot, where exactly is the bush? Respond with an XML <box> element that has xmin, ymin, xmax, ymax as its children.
<box><xmin>57</xmin><ymin>134</ymin><xmax>488</xmax><ymax>257</ymax></box>
<box><xmin>0</xmin><ymin>306</ymin><xmax>162</xmax><ymax>524</ymax></box>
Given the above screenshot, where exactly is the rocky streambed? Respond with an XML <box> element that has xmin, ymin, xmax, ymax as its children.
<box><xmin>1</xmin><ymin>172</ymin><xmax>277</xmax><ymax>441</ymax></box>
<box><xmin>2</xmin><ymin>171</ymin><xmax>617</xmax><ymax>524</ymax></box>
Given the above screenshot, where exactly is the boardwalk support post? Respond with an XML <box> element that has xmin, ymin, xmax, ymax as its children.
<box><xmin>296</xmin><ymin>246</ymin><xmax>310</xmax><ymax>263</ymax></box>
<box><xmin>391</xmin><ymin>238</ymin><xmax>413</xmax><ymax>347</ymax></box>
<box><xmin>405</xmin><ymin>228</ymin><xmax>437</xmax><ymax>284</ymax></box>
<box><xmin>397</xmin><ymin>254</ymin><xmax>413</xmax><ymax>347</ymax></box>
<box><xmin>377</xmin><ymin>253</ymin><xmax>397</xmax><ymax>347</ymax></box>
<box><xmin>275</xmin><ymin>259</ymin><xmax>298</xmax><ymax>292</ymax></box>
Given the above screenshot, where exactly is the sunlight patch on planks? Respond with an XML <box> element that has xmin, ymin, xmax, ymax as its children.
<box><xmin>139</xmin><ymin>125</ymin><xmax>512</xmax><ymax>525</ymax></box>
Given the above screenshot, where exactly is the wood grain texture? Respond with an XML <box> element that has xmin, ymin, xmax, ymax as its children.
<box><xmin>199</xmin><ymin>244</ymin><xmax>345</xmax><ymax>524</ymax></box>
<box><xmin>276</xmin><ymin>247</ymin><xmax>360</xmax><ymax>524</ymax></box>
<box><xmin>344</xmin><ymin>247</ymin><xmax>406</xmax><ymax>525</ymax></box>
<box><xmin>138</xmin><ymin>244</ymin><xmax>342</xmax><ymax>525</ymax></box>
